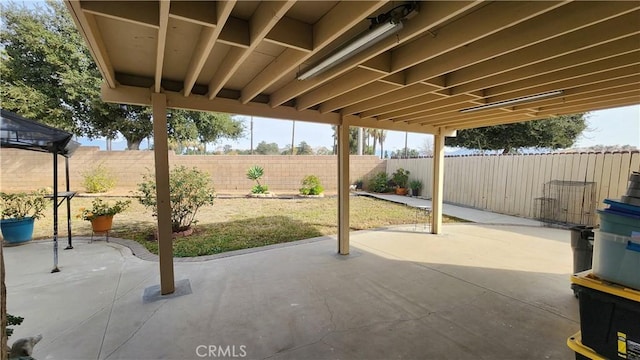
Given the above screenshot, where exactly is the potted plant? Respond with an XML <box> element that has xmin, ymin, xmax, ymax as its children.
<box><xmin>0</xmin><ymin>189</ymin><xmax>48</xmax><ymax>244</ymax></box>
<box><xmin>78</xmin><ymin>198</ymin><xmax>131</xmax><ymax>232</ymax></box>
<box><xmin>409</xmin><ymin>179</ymin><xmax>423</xmax><ymax>197</ymax></box>
<box><xmin>392</xmin><ymin>168</ymin><xmax>410</xmax><ymax>195</ymax></box>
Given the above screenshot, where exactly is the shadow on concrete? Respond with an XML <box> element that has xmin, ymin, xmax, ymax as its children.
<box><xmin>5</xmin><ymin>223</ymin><xmax>580</xmax><ymax>359</ymax></box>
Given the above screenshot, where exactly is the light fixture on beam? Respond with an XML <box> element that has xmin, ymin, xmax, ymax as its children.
<box><xmin>297</xmin><ymin>20</ymin><xmax>404</xmax><ymax>81</ymax></box>
<box><xmin>459</xmin><ymin>90</ymin><xmax>564</xmax><ymax>113</ymax></box>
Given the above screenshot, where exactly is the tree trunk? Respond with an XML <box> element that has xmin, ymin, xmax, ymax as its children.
<box><xmin>372</xmin><ymin>133</ymin><xmax>377</xmax><ymax>156</ymax></box>
<box><xmin>126</xmin><ymin>138</ymin><xmax>142</xmax><ymax>150</ymax></box>
<box><xmin>291</xmin><ymin>121</ymin><xmax>295</xmax><ymax>155</ymax></box>
<box><xmin>380</xmin><ymin>140</ymin><xmax>384</xmax><ymax>159</ymax></box>
<box><xmin>502</xmin><ymin>147</ymin><xmax>510</xmax><ymax>155</ymax></box>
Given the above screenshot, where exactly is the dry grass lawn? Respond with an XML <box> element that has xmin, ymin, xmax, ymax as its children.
<box><xmin>28</xmin><ymin>195</ymin><xmax>463</xmax><ymax>257</ymax></box>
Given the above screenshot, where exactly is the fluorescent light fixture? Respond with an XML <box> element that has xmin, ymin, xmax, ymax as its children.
<box><xmin>297</xmin><ymin>20</ymin><xmax>403</xmax><ymax>80</ymax></box>
<box><xmin>459</xmin><ymin>90</ymin><xmax>564</xmax><ymax>113</ymax></box>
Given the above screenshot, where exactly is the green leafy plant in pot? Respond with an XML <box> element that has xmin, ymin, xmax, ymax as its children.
<box><xmin>78</xmin><ymin>198</ymin><xmax>131</xmax><ymax>232</ymax></box>
<box><xmin>392</xmin><ymin>168</ymin><xmax>410</xmax><ymax>195</ymax></box>
<box><xmin>0</xmin><ymin>189</ymin><xmax>48</xmax><ymax>244</ymax></box>
<box><xmin>409</xmin><ymin>179</ymin><xmax>423</xmax><ymax>197</ymax></box>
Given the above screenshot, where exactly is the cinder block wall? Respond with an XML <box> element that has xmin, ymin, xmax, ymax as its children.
<box><xmin>0</xmin><ymin>147</ymin><xmax>386</xmax><ymax>194</ymax></box>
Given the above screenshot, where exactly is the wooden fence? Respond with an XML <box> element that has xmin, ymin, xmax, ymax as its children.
<box><xmin>387</xmin><ymin>152</ymin><xmax>640</xmax><ymax>225</ymax></box>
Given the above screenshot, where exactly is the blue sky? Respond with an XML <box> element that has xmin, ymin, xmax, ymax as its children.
<box><xmin>87</xmin><ymin>105</ymin><xmax>640</xmax><ymax>152</ymax></box>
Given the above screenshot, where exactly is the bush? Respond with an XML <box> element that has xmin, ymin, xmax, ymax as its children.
<box><xmin>368</xmin><ymin>172</ymin><xmax>390</xmax><ymax>193</ymax></box>
<box><xmin>252</xmin><ymin>184</ymin><xmax>269</xmax><ymax>194</ymax></box>
<box><xmin>137</xmin><ymin>166</ymin><xmax>215</xmax><ymax>232</ymax></box>
<box><xmin>82</xmin><ymin>164</ymin><xmax>116</xmax><ymax>193</ymax></box>
<box><xmin>300</xmin><ymin>175</ymin><xmax>324</xmax><ymax>195</ymax></box>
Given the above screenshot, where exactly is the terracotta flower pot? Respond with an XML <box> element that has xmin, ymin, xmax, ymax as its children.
<box><xmin>395</xmin><ymin>187</ymin><xmax>408</xmax><ymax>195</ymax></box>
<box><xmin>91</xmin><ymin>215</ymin><xmax>113</xmax><ymax>232</ymax></box>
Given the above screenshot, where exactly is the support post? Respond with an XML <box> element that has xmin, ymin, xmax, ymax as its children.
<box><xmin>65</xmin><ymin>157</ymin><xmax>73</xmax><ymax>249</ymax></box>
<box><xmin>431</xmin><ymin>130</ymin><xmax>445</xmax><ymax>234</ymax></box>
<box><xmin>52</xmin><ymin>153</ymin><xmax>59</xmax><ymax>273</ymax></box>
<box><xmin>152</xmin><ymin>93</ymin><xmax>175</xmax><ymax>295</ymax></box>
<box><xmin>337</xmin><ymin>122</ymin><xmax>350</xmax><ymax>255</ymax></box>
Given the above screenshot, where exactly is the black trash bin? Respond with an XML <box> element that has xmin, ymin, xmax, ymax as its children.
<box><xmin>571</xmin><ymin>225</ymin><xmax>594</xmax><ymax>273</ymax></box>
<box><xmin>570</xmin><ymin>225</ymin><xmax>594</xmax><ymax>296</ymax></box>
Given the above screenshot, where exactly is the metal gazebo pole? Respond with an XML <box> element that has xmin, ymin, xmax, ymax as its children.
<box><xmin>52</xmin><ymin>152</ymin><xmax>60</xmax><ymax>273</ymax></box>
<box><xmin>64</xmin><ymin>157</ymin><xmax>73</xmax><ymax>249</ymax></box>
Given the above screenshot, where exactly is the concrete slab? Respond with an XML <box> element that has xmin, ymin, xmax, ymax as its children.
<box><xmin>358</xmin><ymin>192</ymin><xmax>544</xmax><ymax>226</ymax></box>
<box><xmin>4</xmin><ymin>224</ymin><xmax>578</xmax><ymax>359</ymax></box>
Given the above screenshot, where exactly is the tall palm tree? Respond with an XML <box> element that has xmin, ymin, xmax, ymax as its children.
<box><xmin>379</xmin><ymin>130</ymin><xmax>387</xmax><ymax>159</ymax></box>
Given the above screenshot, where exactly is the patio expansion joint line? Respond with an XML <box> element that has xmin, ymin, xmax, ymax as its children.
<box><xmin>101</xmin><ymin>301</ymin><xmax>168</xmax><ymax>360</ymax></box>
<box><xmin>96</xmin><ymin>262</ymin><xmax>125</xmax><ymax>360</ymax></box>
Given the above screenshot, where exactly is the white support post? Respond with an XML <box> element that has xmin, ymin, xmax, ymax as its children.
<box><xmin>337</xmin><ymin>122</ymin><xmax>350</xmax><ymax>254</ymax></box>
<box><xmin>431</xmin><ymin>129</ymin><xmax>445</xmax><ymax>234</ymax></box>
<box><xmin>152</xmin><ymin>93</ymin><xmax>175</xmax><ymax>295</ymax></box>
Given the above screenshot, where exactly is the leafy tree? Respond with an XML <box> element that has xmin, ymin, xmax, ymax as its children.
<box><xmin>296</xmin><ymin>141</ymin><xmax>314</xmax><ymax>155</ymax></box>
<box><xmin>1</xmin><ymin>1</ymin><xmax>244</xmax><ymax>150</ymax></box>
<box><xmin>0</xmin><ymin>1</ymin><xmax>99</xmax><ymax>135</ymax></box>
<box><xmin>255</xmin><ymin>141</ymin><xmax>280</xmax><ymax>155</ymax></box>
<box><xmin>445</xmin><ymin>114</ymin><xmax>588</xmax><ymax>154</ymax></box>
<box><xmin>315</xmin><ymin>146</ymin><xmax>331</xmax><ymax>155</ymax></box>
<box><xmin>390</xmin><ymin>148</ymin><xmax>420</xmax><ymax>158</ymax></box>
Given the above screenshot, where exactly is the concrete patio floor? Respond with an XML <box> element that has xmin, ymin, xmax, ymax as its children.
<box><xmin>5</xmin><ymin>224</ymin><xmax>579</xmax><ymax>359</ymax></box>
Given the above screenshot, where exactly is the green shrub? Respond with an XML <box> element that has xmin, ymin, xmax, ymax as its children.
<box><xmin>6</xmin><ymin>313</ymin><xmax>23</xmax><ymax>338</ymax></box>
<box><xmin>251</xmin><ymin>184</ymin><xmax>269</xmax><ymax>194</ymax></box>
<box><xmin>300</xmin><ymin>175</ymin><xmax>324</xmax><ymax>195</ymax></box>
<box><xmin>137</xmin><ymin>166</ymin><xmax>215</xmax><ymax>232</ymax></box>
<box><xmin>368</xmin><ymin>172</ymin><xmax>390</xmax><ymax>193</ymax></box>
<box><xmin>247</xmin><ymin>165</ymin><xmax>269</xmax><ymax>194</ymax></box>
<box><xmin>82</xmin><ymin>164</ymin><xmax>116</xmax><ymax>193</ymax></box>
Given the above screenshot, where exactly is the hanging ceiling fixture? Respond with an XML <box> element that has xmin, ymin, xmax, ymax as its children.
<box><xmin>459</xmin><ymin>90</ymin><xmax>565</xmax><ymax>113</ymax></box>
<box><xmin>297</xmin><ymin>3</ymin><xmax>417</xmax><ymax>81</ymax></box>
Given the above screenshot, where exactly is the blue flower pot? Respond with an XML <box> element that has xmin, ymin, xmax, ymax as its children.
<box><xmin>1</xmin><ymin>217</ymin><xmax>35</xmax><ymax>244</ymax></box>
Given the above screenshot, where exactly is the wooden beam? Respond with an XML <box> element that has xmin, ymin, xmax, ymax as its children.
<box><xmin>168</xmin><ymin>1</ymin><xmax>218</xmax><ymax>27</ymax></box>
<box><xmin>80</xmin><ymin>0</ymin><xmax>159</xmax><ymax>28</ymax></box>
<box><xmin>319</xmin><ymin>81</ymin><xmax>400</xmax><ymax>114</ymax></box>
<box><xmin>451</xmin><ymin>34</ymin><xmax>640</xmax><ymax>95</ymax></box>
<box><xmin>264</xmin><ymin>16</ymin><xmax>313</xmax><ymax>51</ymax></box>
<box><xmin>382</xmin><ymin>94</ymin><xmax>481</xmax><ymax>122</ymax></box>
<box><xmin>342</xmin><ymin>84</ymin><xmax>446</xmax><ymax>115</ymax></box>
<box><xmin>485</xmin><ymin>66</ymin><xmax>640</xmax><ymax>104</ymax></box>
<box><xmin>347</xmin><ymin>116</ymin><xmax>440</xmax><ymax>135</ymax></box>
<box><xmin>393</xmin><ymin>1</ymin><xmax>567</xmax><ymax>72</ymax></box>
<box><xmin>183</xmin><ymin>1</ymin><xmax>235</xmax><ymax>96</ymax></box>
<box><xmin>151</xmin><ymin>93</ymin><xmax>175</xmax><ymax>295</ymax></box>
<box><xmin>269</xmin><ymin>1</ymin><xmax>480</xmax><ymax>107</ymax></box>
<box><xmin>208</xmin><ymin>1</ymin><xmax>295</xmax><ymax>99</ymax></box>
<box><xmin>240</xmin><ymin>1</ymin><xmax>387</xmax><ymax>104</ymax></box>
<box><xmin>484</xmin><ymin>51</ymin><xmax>640</xmax><ymax>99</ymax></box>
<box><xmin>360</xmin><ymin>92</ymin><xmax>446</xmax><ymax>119</ymax></box>
<box><xmin>406</xmin><ymin>1</ymin><xmax>639</xmax><ymax>85</ymax></box>
<box><xmin>447</xmin><ymin>13</ymin><xmax>640</xmax><ymax>91</ymax></box>
<box><xmin>154</xmin><ymin>0</ymin><xmax>170</xmax><ymax>93</ymax></box>
<box><xmin>66</xmin><ymin>1</ymin><xmax>117</xmax><ymax>88</ymax></box>
<box><xmin>296</xmin><ymin>68</ymin><xmax>387</xmax><ymax>110</ymax></box>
